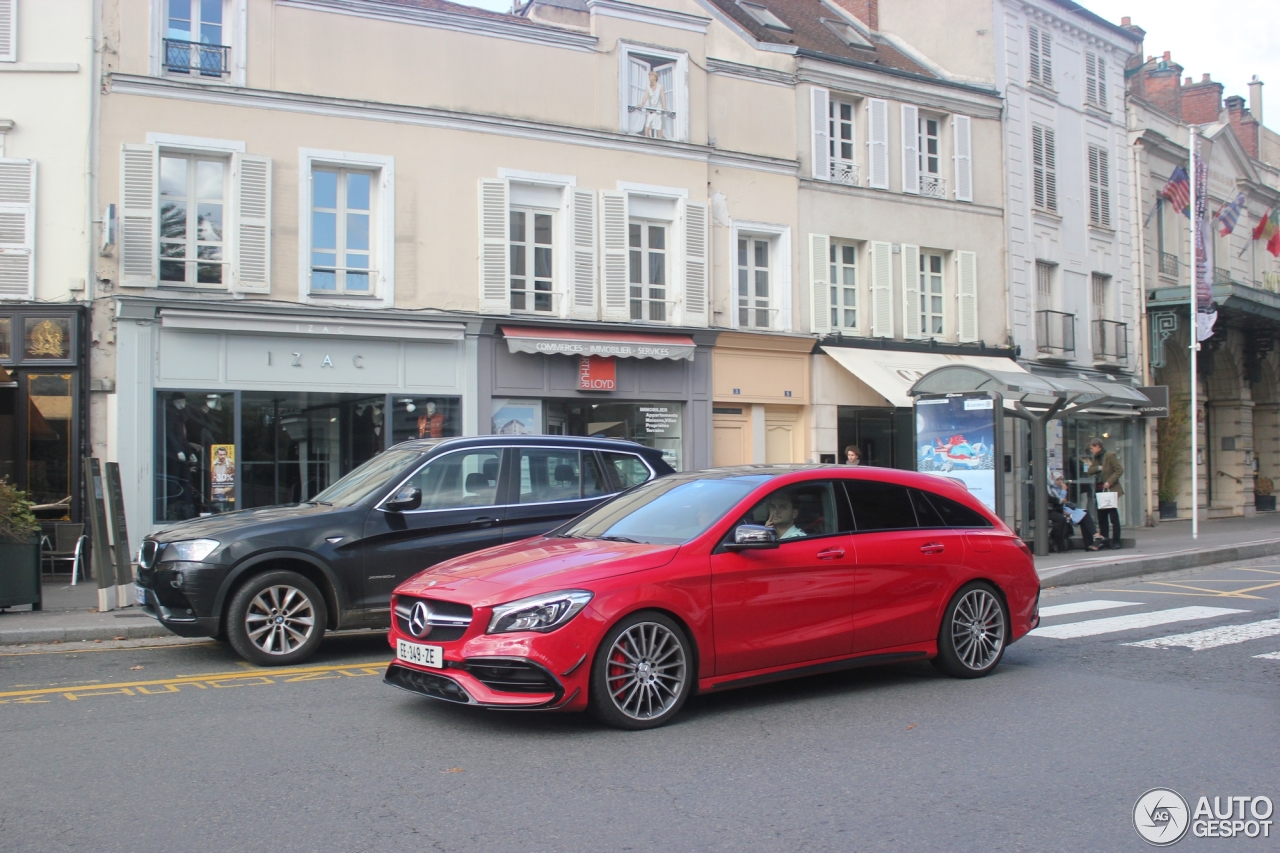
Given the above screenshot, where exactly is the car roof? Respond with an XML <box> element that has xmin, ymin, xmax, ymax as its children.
<box><xmin>664</xmin><ymin>464</ymin><xmax>982</xmax><ymax>501</ymax></box>
<box><xmin>390</xmin><ymin>434</ymin><xmax>666</xmax><ymax>456</ymax></box>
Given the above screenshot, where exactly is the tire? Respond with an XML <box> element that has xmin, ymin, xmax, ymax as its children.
<box><xmin>589</xmin><ymin>611</ymin><xmax>694</xmax><ymax>730</ymax></box>
<box><xmin>931</xmin><ymin>582</ymin><xmax>1008</xmax><ymax>679</ymax></box>
<box><xmin>226</xmin><ymin>571</ymin><xmax>328</xmax><ymax>666</ymax></box>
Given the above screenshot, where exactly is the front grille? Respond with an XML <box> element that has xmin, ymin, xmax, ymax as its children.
<box><xmin>384</xmin><ymin>664</ymin><xmax>472</xmax><ymax>704</ymax></box>
<box><xmin>462</xmin><ymin>658</ymin><xmax>559</xmax><ymax>695</ymax></box>
<box><xmin>393</xmin><ymin>596</ymin><xmax>472</xmax><ymax>641</ymax></box>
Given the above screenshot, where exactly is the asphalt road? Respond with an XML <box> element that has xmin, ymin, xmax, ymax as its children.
<box><xmin>2</xmin><ymin>558</ymin><xmax>1278</xmax><ymax>852</ymax></box>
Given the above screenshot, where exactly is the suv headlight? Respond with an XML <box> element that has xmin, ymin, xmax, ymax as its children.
<box><xmin>487</xmin><ymin>591</ymin><xmax>593</xmax><ymax>635</ymax></box>
<box><xmin>159</xmin><ymin>539</ymin><xmax>220</xmax><ymax>563</ymax></box>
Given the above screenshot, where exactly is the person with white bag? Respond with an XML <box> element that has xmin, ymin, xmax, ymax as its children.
<box><xmin>1087</xmin><ymin>438</ymin><xmax>1124</xmax><ymax>551</ymax></box>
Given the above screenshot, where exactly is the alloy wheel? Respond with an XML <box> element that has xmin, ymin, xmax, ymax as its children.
<box><xmin>244</xmin><ymin>584</ymin><xmax>317</xmax><ymax>656</ymax></box>
<box><xmin>950</xmin><ymin>588</ymin><xmax>1005</xmax><ymax>671</ymax></box>
<box><xmin>605</xmin><ymin>622</ymin><xmax>687</xmax><ymax>721</ymax></box>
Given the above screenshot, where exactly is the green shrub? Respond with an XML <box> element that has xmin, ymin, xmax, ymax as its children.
<box><xmin>0</xmin><ymin>479</ymin><xmax>40</xmax><ymax>544</ymax></box>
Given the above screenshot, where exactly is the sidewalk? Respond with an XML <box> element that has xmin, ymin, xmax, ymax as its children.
<box><xmin>0</xmin><ymin>578</ymin><xmax>171</xmax><ymax>645</ymax></box>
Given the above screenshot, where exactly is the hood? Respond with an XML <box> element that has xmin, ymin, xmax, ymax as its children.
<box><xmin>398</xmin><ymin>536</ymin><xmax>680</xmax><ymax>599</ymax></box>
<box><xmin>147</xmin><ymin>503</ymin><xmax>349</xmax><ymax>541</ymax></box>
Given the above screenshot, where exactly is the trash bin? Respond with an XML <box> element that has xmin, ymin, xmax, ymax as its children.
<box><xmin>0</xmin><ymin>536</ymin><xmax>43</xmax><ymax>610</ymax></box>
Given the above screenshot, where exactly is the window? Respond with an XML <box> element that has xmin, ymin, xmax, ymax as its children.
<box><xmin>510</xmin><ymin>208</ymin><xmax>554</xmax><ymax>312</ymax></box>
<box><xmin>829</xmin><ymin>242</ymin><xmax>857</xmax><ymax>330</ymax></box>
<box><xmin>738</xmin><ymin>1</ymin><xmax>791</xmax><ymax>31</ymax></box>
<box><xmin>1085</xmin><ymin>51</ymin><xmax>1107</xmax><ymax>109</ymax></box>
<box><xmin>516</xmin><ymin>449</ymin><xmax>606</xmax><ymax>504</ymax></box>
<box><xmin>626</xmin><ymin>54</ymin><xmax>677</xmax><ymax>139</ymax></box>
<box><xmin>165</xmin><ymin>0</ymin><xmax>230</xmax><ymax>77</ymax></box>
<box><xmin>844</xmin><ymin>480</ymin><xmax>917</xmax><ymax>531</ymax></box>
<box><xmin>603</xmin><ymin>451</ymin><xmax>652</xmax><ymax>489</ymax></box>
<box><xmin>1028</xmin><ymin>23</ymin><xmax>1052</xmax><ymax>87</ymax></box>
<box><xmin>736</xmin><ymin>481</ymin><xmax>850</xmax><ymax>540</ymax></box>
<box><xmin>159</xmin><ymin>153</ymin><xmax>227</xmax><ymax>287</ymax></box>
<box><xmin>1036</xmin><ymin>261</ymin><xmax>1054</xmax><ymax>309</ymax></box>
<box><xmin>821</xmin><ymin>18</ymin><xmax>871</xmax><ymax>48</ymax></box>
<box><xmin>914</xmin><ymin>488</ymin><xmax>992</xmax><ymax>528</ymax></box>
<box><xmin>919</xmin><ymin>116</ymin><xmax>941</xmax><ymax>176</ymax></box>
<box><xmin>829</xmin><ymin>99</ymin><xmax>857</xmax><ymax>184</ymax></box>
<box><xmin>408</xmin><ymin>449</ymin><xmax>503</xmax><ymax>510</ymax></box>
<box><xmin>1088</xmin><ymin>145</ymin><xmax>1111</xmax><ymax>228</ymax></box>
<box><xmin>0</xmin><ymin>0</ymin><xmax>15</xmax><ymax>63</ymax></box>
<box><xmin>629</xmin><ymin>220</ymin><xmax>667</xmax><ymax>322</ymax></box>
<box><xmin>1031</xmin><ymin>124</ymin><xmax>1057</xmax><ymax>213</ymax></box>
<box><xmin>919</xmin><ymin>252</ymin><xmax>945</xmax><ymax>337</ymax></box>
<box><xmin>310</xmin><ymin>168</ymin><xmax>374</xmax><ymax>295</ymax></box>
<box><xmin>737</xmin><ymin>236</ymin><xmax>772</xmax><ymax>328</ymax></box>
<box><xmin>1091</xmin><ymin>273</ymin><xmax>1109</xmax><ymax>320</ymax></box>
<box><xmin>0</xmin><ymin>158</ymin><xmax>35</xmax><ymax>298</ymax></box>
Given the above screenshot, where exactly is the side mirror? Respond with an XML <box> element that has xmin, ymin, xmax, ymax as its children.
<box><xmin>724</xmin><ymin>523</ymin><xmax>779</xmax><ymax>551</ymax></box>
<box><xmin>384</xmin><ymin>487</ymin><xmax>422</xmax><ymax>513</ymax></box>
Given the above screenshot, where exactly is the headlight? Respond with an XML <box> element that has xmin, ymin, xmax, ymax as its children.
<box><xmin>487</xmin><ymin>590</ymin><xmax>593</xmax><ymax>635</ymax></box>
<box><xmin>159</xmin><ymin>539</ymin><xmax>220</xmax><ymax>563</ymax></box>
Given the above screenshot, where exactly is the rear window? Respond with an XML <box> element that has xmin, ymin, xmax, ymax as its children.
<box><xmin>843</xmin><ymin>480</ymin><xmax>918</xmax><ymax>531</ymax></box>
<box><xmin>918</xmin><ymin>489</ymin><xmax>993</xmax><ymax>528</ymax></box>
<box><xmin>602</xmin><ymin>452</ymin><xmax>652</xmax><ymax>489</ymax></box>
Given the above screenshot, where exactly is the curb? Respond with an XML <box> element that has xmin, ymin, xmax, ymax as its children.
<box><xmin>0</xmin><ymin>621</ymin><xmax>172</xmax><ymax>646</ymax></box>
<box><xmin>1039</xmin><ymin>536</ymin><xmax>1280</xmax><ymax>587</ymax></box>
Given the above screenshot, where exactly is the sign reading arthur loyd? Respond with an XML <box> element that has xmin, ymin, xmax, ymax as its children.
<box><xmin>915</xmin><ymin>393</ymin><xmax>998</xmax><ymax>512</ymax></box>
<box><xmin>579</xmin><ymin>356</ymin><xmax>616</xmax><ymax>391</ymax></box>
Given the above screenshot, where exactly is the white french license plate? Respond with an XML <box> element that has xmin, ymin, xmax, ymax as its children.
<box><xmin>397</xmin><ymin>639</ymin><xmax>443</xmax><ymax>669</ymax></box>
<box><xmin>134</xmin><ymin>585</ymin><xmax>147</xmax><ymax>606</ymax></box>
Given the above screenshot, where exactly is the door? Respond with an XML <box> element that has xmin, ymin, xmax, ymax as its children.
<box><xmin>847</xmin><ymin>481</ymin><xmax>965</xmax><ymax>652</ymax></box>
<box><xmin>710</xmin><ymin>479</ymin><xmax>856</xmax><ymax>674</ymax></box>
<box><xmin>359</xmin><ymin>447</ymin><xmax>506</xmax><ymax>611</ymax></box>
<box><xmin>502</xmin><ymin>447</ymin><xmax>611</xmax><ymax>544</ymax></box>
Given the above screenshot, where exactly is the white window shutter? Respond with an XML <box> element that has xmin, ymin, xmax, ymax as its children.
<box><xmin>867</xmin><ymin>99</ymin><xmax>889</xmax><ymax>189</ymax></box>
<box><xmin>0</xmin><ymin>0</ymin><xmax>14</xmax><ymax>62</ymax></box>
<box><xmin>952</xmin><ymin>115</ymin><xmax>973</xmax><ymax>202</ymax></box>
<box><xmin>1096</xmin><ymin>56</ymin><xmax>1107</xmax><ymax>106</ymax></box>
<box><xmin>957</xmin><ymin>251</ymin><xmax>978</xmax><ymax>342</ymax></box>
<box><xmin>809</xmin><ymin>233</ymin><xmax>830</xmax><ymax>335</ymax></box>
<box><xmin>1041</xmin><ymin>29</ymin><xmax>1052</xmax><ymax>83</ymax></box>
<box><xmin>1044</xmin><ymin>127</ymin><xmax>1057</xmax><ymax>212</ymax></box>
<box><xmin>0</xmin><ymin>158</ymin><xmax>35</xmax><ymax>298</ymax></box>
<box><xmin>1097</xmin><ymin>148</ymin><xmax>1110</xmax><ymax>228</ymax></box>
<box><xmin>120</xmin><ymin>144</ymin><xmax>159</xmax><ymax>288</ymax></box>
<box><xmin>901</xmin><ymin>243</ymin><xmax>921</xmax><ymax>339</ymax></box>
<box><xmin>627</xmin><ymin>58</ymin><xmax>648</xmax><ymax>135</ymax></box>
<box><xmin>478</xmin><ymin>178</ymin><xmax>510</xmax><ymax>314</ymax></box>
<box><xmin>230</xmin><ymin>153</ymin><xmax>271</xmax><ymax>293</ymax></box>
<box><xmin>869</xmin><ymin>240</ymin><xmax>893</xmax><ymax>337</ymax></box>
<box><xmin>1085</xmin><ymin>52</ymin><xmax>1097</xmax><ymax>104</ymax></box>
<box><xmin>901</xmin><ymin>104</ymin><xmax>920</xmax><ymax>195</ymax></box>
<box><xmin>811</xmin><ymin>87</ymin><xmax>830</xmax><ymax>181</ymax></box>
<box><xmin>568</xmin><ymin>188</ymin><xmax>597</xmax><ymax>320</ymax></box>
<box><xmin>681</xmin><ymin>199</ymin><xmax>709</xmax><ymax>327</ymax></box>
<box><xmin>600</xmin><ymin>190</ymin><xmax>629</xmax><ymax>322</ymax></box>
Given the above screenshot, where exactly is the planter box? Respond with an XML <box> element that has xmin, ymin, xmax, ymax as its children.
<box><xmin>1256</xmin><ymin>495</ymin><xmax>1276</xmax><ymax>512</ymax></box>
<box><xmin>0</xmin><ymin>538</ymin><xmax>42</xmax><ymax>609</ymax></box>
<box><xmin>1158</xmin><ymin>501</ymin><xmax>1179</xmax><ymax>520</ymax></box>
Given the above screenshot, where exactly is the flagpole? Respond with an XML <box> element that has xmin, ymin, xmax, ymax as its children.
<box><xmin>1189</xmin><ymin>127</ymin><xmax>1199</xmax><ymax>541</ymax></box>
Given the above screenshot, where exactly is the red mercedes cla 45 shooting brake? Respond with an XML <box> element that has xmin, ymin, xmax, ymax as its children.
<box><xmin>385</xmin><ymin>465</ymin><xmax>1040</xmax><ymax>729</ymax></box>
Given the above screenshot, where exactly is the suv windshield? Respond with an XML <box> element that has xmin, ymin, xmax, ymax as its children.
<box><xmin>560</xmin><ymin>475</ymin><xmax>767</xmax><ymax>545</ymax></box>
<box><xmin>311</xmin><ymin>449</ymin><xmax>421</xmax><ymax>507</ymax></box>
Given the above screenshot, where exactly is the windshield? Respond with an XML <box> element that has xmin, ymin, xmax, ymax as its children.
<box><xmin>560</xmin><ymin>475</ymin><xmax>768</xmax><ymax>545</ymax></box>
<box><xmin>311</xmin><ymin>449</ymin><xmax>421</xmax><ymax>507</ymax></box>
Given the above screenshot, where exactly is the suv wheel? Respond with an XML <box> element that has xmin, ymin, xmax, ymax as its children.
<box><xmin>226</xmin><ymin>571</ymin><xmax>328</xmax><ymax>666</ymax></box>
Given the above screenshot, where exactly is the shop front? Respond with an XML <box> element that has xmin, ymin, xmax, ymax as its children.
<box><xmin>0</xmin><ymin>306</ymin><xmax>86</xmax><ymax>524</ymax></box>
<box><xmin>479</xmin><ymin>324</ymin><xmax>715</xmax><ymax>471</ymax></box>
<box><xmin>113</xmin><ymin>300</ymin><xmax>469</xmax><ymax>545</ymax></box>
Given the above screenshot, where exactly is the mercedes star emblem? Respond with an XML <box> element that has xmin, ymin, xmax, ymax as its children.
<box><xmin>408</xmin><ymin>601</ymin><xmax>432</xmax><ymax>638</ymax></box>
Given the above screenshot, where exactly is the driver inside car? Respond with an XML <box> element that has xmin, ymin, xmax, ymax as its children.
<box><xmin>764</xmin><ymin>493</ymin><xmax>807</xmax><ymax>539</ymax></box>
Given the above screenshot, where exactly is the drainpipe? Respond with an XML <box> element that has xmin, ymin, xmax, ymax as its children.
<box><xmin>1130</xmin><ymin>134</ymin><xmax>1154</xmax><ymax>525</ymax></box>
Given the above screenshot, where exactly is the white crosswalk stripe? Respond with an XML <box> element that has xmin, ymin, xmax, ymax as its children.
<box><xmin>1028</xmin><ymin>606</ymin><xmax>1247</xmax><ymax>640</ymax></box>
<box><xmin>1124</xmin><ymin>619</ymin><xmax>1280</xmax><ymax>651</ymax></box>
<box><xmin>1038</xmin><ymin>600</ymin><xmax>1143</xmax><ymax>618</ymax></box>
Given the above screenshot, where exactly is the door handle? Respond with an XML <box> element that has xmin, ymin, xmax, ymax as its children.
<box><xmin>469</xmin><ymin>517</ymin><xmax>499</xmax><ymax>527</ymax></box>
<box><xmin>816</xmin><ymin>548</ymin><xmax>845</xmax><ymax>560</ymax></box>
<box><xmin>920</xmin><ymin>543</ymin><xmax>945</xmax><ymax>555</ymax></box>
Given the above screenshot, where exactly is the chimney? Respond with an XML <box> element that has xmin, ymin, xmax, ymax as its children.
<box><xmin>1120</xmin><ymin>18</ymin><xmax>1145</xmax><ymax>71</ymax></box>
<box><xmin>1182</xmin><ymin>73</ymin><xmax>1224</xmax><ymax>125</ymax></box>
<box><xmin>832</xmin><ymin>0</ymin><xmax>877</xmax><ymax>30</ymax></box>
<box><xmin>1249</xmin><ymin>75</ymin><xmax>1265</xmax><ymax>128</ymax></box>
<box><xmin>1225</xmin><ymin>94</ymin><xmax>1261</xmax><ymax>159</ymax></box>
<box><xmin>1141</xmin><ymin>51</ymin><xmax>1184</xmax><ymax>118</ymax></box>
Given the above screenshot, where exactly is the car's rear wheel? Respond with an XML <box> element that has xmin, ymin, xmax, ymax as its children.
<box><xmin>932</xmin><ymin>582</ymin><xmax>1007</xmax><ymax>679</ymax></box>
<box><xmin>590</xmin><ymin>611</ymin><xmax>692</xmax><ymax>730</ymax></box>
<box><xmin>226</xmin><ymin>571</ymin><xmax>328</xmax><ymax>666</ymax></box>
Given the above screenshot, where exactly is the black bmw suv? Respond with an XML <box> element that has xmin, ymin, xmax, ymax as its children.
<box><xmin>136</xmin><ymin>436</ymin><xmax>673</xmax><ymax>665</ymax></box>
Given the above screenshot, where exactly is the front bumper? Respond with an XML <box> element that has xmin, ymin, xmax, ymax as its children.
<box><xmin>384</xmin><ymin>659</ymin><xmax>579</xmax><ymax>710</ymax></box>
<box><xmin>135</xmin><ymin>584</ymin><xmax>220</xmax><ymax>639</ymax></box>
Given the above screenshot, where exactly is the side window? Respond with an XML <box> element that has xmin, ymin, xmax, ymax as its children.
<box><xmin>843</xmin><ymin>480</ymin><xmax>918</xmax><ymax>531</ymax></box>
<box><xmin>407</xmin><ymin>449</ymin><xmax>502</xmax><ymax>510</ymax></box>
<box><xmin>602</xmin><ymin>452</ymin><xmax>652</xmax><ymax>490</ymax></box>
<box><xmin>736</xmin><ymin>481</ymin><xmax>849</xmax><ymax>541</ymax></box>
<box><xmin>517</xmin><ymin>449</ymin><xmax>601</xmax><ymax>504</ymax></box>
<box><xmin>582</xmin><ymin>452</ymin><xmax>607</xmax><ymax>498</ymax></box>
<box><xmin>919</xmin><ymin>489</ymin><xmax>993</xmax><ymax>528</ymax></box>
<box><xmin>910</xmin><ymin>488</ymin><xmax>947</xmax><ymax>528</ymax></box>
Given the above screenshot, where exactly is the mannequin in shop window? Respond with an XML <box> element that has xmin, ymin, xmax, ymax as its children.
<box><xmin>417</xmin><ymin>401</ymin><xmax>445</xmax><ymax>439</ymax></box>
<box><xmin>164</xmin><ymin>394</ymin><xmax>198</xmax><ymax>519</ymax></box>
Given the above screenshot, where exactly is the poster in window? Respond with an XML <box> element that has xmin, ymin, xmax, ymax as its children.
<box><xmin>210</xmin><ymin>444</ymin><xmax>236</xmax><ymax>507</ymax></box>
<box><xmin>915</xmin><ymin>395</ymin><xmax>997</xmax><ymax>511</ymax></box>
<box><xmin>491</xmin><ymin>399</ymin><xmax>542</xmax><ymax>436</ymax></box>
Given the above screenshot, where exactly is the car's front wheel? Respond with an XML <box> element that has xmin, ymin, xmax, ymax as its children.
<box><xmin>226</xmin><ymin>571</ymin><xmax>328</xmax><ymax>666</ymax></box>
<box><xmin>932</xmin><ymin>582</ymin><xmax>1007</xmax><ymax>678</ymax></box>
<box><xmin>590</xmin><ymin>611</ymin><xmax>693</xmax><ymax>730</ymax></box>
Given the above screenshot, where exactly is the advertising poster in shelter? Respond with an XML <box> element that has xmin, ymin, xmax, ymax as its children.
<box><xmin>210</xmin><ymin>444</ymin><xmax>236</xmax><ymax>508</ymax></box>
<box><xmin>915</xmin><ymin>395</ymin><xmax>997</xmax><ymax>511</ymax></box>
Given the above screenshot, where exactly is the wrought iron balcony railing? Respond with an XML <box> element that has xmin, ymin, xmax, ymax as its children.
<box><xmin>830</xmin><ymin>161</ymin><xmax>860</xmax><ymax>186</ymax></box>
<box><xmin>1035</xmin><ymin>309</ymin><xmax>1075</xmax><ymax>357</ymax></box>
<box><xmin>1158</xmin><ymin>252</ymin><xmax>1179</xmax><ymax>276</ymax></box>
<box><xmin>1213</xmin><ymin>267</ymin><xmax>1233</xmax><ymax>285</ymax></box>
<box><xmin>1092</xmin><ymin>319</ymin><xmax>1128</xmax><ymax>364</ymax></box>
<box><xmin>919</xmin><ymin>174</ymin><xmax>947</xmax><ymax>199</ymax></box>
<box><xmin>164</xmin><ymin>38</ymin><xmax>231</xmax><ymax>77</ymax></box>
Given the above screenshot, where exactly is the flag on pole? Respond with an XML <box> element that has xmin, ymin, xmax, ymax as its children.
<box><xmin>1193</xmin><ymin>158</ymin><xmax>1217</xmax><ymax>341</ymax></box>
<box><xmin>1160</xmin><ymin>165</ymin><xmax>1191</xmax><ymax>215</ymax></box>
<box><xmin>1252</xmin><ymin>207</ymin><xmax>1280</xmax><ymax>257</ymax></box>
<box><xmin>1216</xmin><ymin>192</ymin><xmax>1246</xmax><ymax>236</ymax></box>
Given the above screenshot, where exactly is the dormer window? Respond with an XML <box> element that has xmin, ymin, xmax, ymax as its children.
<box><xmin>821</xmin><ymin>18</ymin><xmax>871</xmax><ymax>48</ymax></box>
<box><xmin>738</xmin><ymin>2</ymin><xmax>791</xmax><ymax>32</ymax></box>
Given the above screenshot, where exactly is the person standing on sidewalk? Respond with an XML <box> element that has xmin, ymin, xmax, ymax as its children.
<box><xmin>1088</xmin><ymin>438</ymin><xmax>1124</xmax><ymax>551</ymax></box>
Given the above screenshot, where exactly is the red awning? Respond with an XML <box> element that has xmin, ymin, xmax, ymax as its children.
<box><xmin>499</xmin><ymin>327</ymin><xmax>696</xmax><ymax>361</ymax></box>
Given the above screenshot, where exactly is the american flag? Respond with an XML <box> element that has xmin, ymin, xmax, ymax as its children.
<box><xmin>1160</xmin><ymin>165</ymin><xmax>1190</xmax><ymax>215</ymax></box>
<box><xmin>1217</xmin><ymin>192</ymin><xmax>1246</xmax><ymax>236</ymax></box>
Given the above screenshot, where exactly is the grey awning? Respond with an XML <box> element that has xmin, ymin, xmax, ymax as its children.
<box><xmin>908</xmin><ymin>365</ymin><xmax>1151</xmax><ymax>416</ymax></box>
